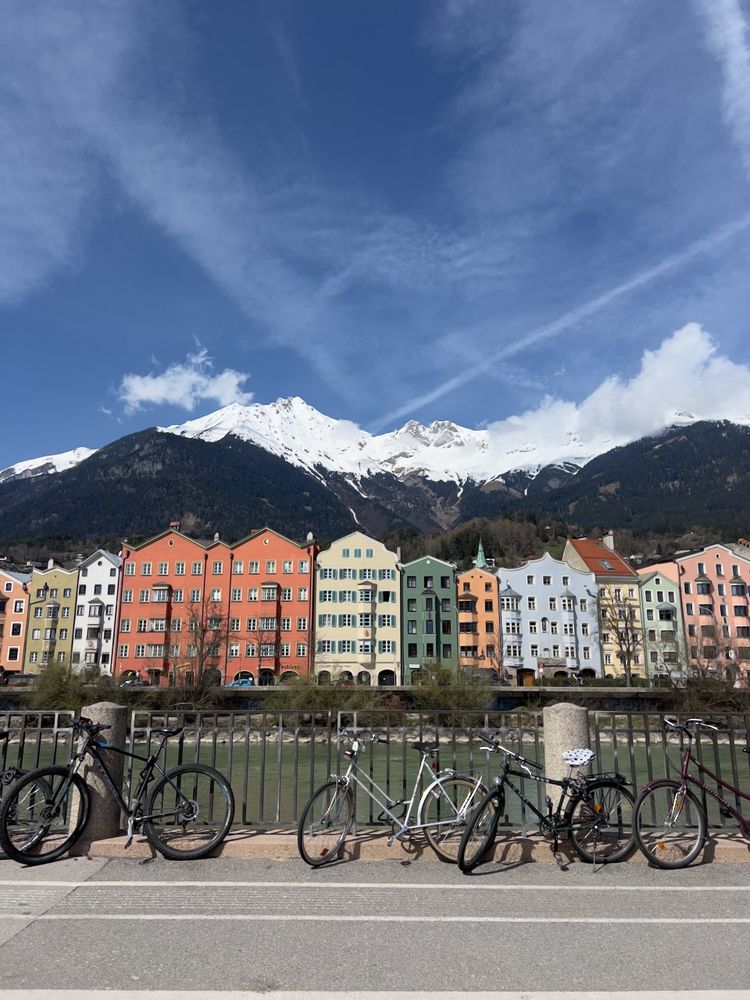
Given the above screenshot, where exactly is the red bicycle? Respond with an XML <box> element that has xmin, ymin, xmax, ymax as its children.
<box><xmin>634</xmin><ymin>717</ymin><xmax>750</xmax><ymax>868</ymax></box>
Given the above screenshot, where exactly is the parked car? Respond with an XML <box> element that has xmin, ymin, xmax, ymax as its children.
<box><xmin>225</xmin><ymin>676</ymin><xmax>255</xmax><ymax>688</ymax></box>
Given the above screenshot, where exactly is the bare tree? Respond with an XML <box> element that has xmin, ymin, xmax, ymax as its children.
<box><xmin>178</xmin><ymin>599</ymin><xmax>233</xmax><ymax>688</ymax></box>
<box><xmin>598</xmin><ymin>591</ymin><xmax>643</xmax><ymax>687</ymax></box>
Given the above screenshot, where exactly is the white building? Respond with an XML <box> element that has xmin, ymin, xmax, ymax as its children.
<box><xmin>497</xmin><ymin>552</ymin><xmax>601</xmax><ymax>683</ymax></box>
<box><xmin>72</xmin><ymin>550</ymin><xmax>121</xmax><ymax>674</ymax></box>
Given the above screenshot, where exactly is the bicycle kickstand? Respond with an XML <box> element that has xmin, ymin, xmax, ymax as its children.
<box><xmin>550</xmin><ymin>832</ymin><xmax>567</xmax><ymax>871</ymax></box>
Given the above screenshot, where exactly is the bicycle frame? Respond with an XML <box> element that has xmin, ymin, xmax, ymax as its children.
<box><xmin>334</xmin><ymin>748</ymin><xmax>481</xmax><ymax>842</ymax></box>
<box><xmin>645</xmin><ymin>737</ymin><xmax>750</xmax><ymax>833</ymax></box>
<box><xmin>492</xmin><ymin>759</ymin><xmax>581</xmax><ymax>834</ymax></box>
<box><xmin>53</xmin><ymin>731</ymin><xmax>189</xmax><ymax>843</ymax></box>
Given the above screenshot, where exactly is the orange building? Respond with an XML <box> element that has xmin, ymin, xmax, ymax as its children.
<box><xmin>456</xmin><ymin>565</ymin><xmax>499</xmax><ymax>676</ymax></box>
<box><xmin>0</xmin><ymin>570</ymin><xmax>31</xmax><ymax>673</ymax></box>
<box><xmin>114</xmin><ymin>524</ymin><xmax>316</xmax><ymax>686</ymax></box>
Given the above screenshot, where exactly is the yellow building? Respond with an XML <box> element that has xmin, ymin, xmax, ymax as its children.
<box><xmin>23</xmin><ymin>561</ymin><xmax>79</xmax><ymax>674</ymax></box>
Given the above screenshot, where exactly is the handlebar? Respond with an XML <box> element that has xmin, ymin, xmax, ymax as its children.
<box><xmin>73</xmin><ymin>716</ymin><xmax>112</xmax><ymax>736</ymax></box>
<box><xmin>663</xmin><ymin>716</ymin><xmax>720</xmax><ymax>737</ymax></box>
<box><xmin>478</xmin><ymin>732</ymin><xmax>543</xmax><ymax>771</ymax></box>
<box><xmin>337</xmin><ymin>729</ymin><xmax>388</xmax><ymax>744</ymax></box>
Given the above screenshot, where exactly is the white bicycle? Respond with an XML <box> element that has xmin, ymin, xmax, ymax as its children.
<box><xmin>297</xmin><ymin>730</ymin><xmax>487</xmax><ymax>865</ymax></box>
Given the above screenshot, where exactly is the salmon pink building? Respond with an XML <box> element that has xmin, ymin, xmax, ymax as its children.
<box><xmin>672</xmin><ymin>543</ymin><xmax>750</xmax><ymax>684</ymax></box>
<box><xmin>114</xmin><ymin>524</ymin><xmax>317</xmax><ymax>686</ymax></box>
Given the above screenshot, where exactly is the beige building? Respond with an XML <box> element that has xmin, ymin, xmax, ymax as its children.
<box><xmin>23</xmin><ymin>561</ymin><xmax>79</xmax><ymax>674</ymax></box>
<box><xmin>563</xmin><ymin>534</ymin><xmax>644</xmax><ymax>681</ymax></box>
<box><xmin>314</xmin><ymin>531</ymin><xmax>401</xmax><ymax>685</ymax></box>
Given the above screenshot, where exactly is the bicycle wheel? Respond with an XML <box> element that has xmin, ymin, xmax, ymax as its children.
<box><xmin>420</xmin><ymin>776</ymin><xmax>488</xmax><ymax>863</ymax></box>
<box><xmin>297</xmin><ymin>779</ymin><xmax>354</xmax><ymax>866</ymax></box>
<box><xmin>634</xmin><ymin>779</ymin><xmax>707</xmax><ymax>869</ymax></box>
<box><xmin>0</xmin><ymin>766</ymin><xmax>89</xmax><ymax>865</ymax></box>
<box><xmin>566</xmin><ymin>779</ymin><xmax>636</xmax><ymax>864</ymax></box>
<box><xmin>457</xmin><ymin>786</ymin><xmax>503</xmax><ymax>873</ymax></box>
<box><xmin>143</xmin><ymin>763</ymin><xmax>235</xmax><ymax>861</ymax></box>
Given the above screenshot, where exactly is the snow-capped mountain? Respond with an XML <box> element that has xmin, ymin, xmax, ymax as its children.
<box><xmin>0</xmin><ymin>447</ymin><xmax>96</xmax><ymax>485</ymax></box>
<box><xmin>159</xmin><ymin>397</ymin><xmax>589</xmax><ymax>484</ymax></box>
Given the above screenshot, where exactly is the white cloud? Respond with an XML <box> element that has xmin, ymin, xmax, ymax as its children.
<box><xmin>118</xmin><ymin>349</ymin><xmax>252</xmax><ymax>415</ymax></box>
<box><xmin>482</xmin><ymin>324</ymin><xmax>750</xmax><ymax>468</ymax></box>
<box><xmin>696</xmin><ymin>0</ymin><xmax>750</xmax><ymax>178</ymax></box>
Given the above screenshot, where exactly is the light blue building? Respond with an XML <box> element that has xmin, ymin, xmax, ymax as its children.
<box><xmin>497</xmin><ymin>552</ymin><xmax>601</xmax><ymax>684</ymax></box>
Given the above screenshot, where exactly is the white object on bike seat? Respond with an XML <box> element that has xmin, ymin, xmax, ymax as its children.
<box><xmin>562</xmin><ymin>748</ymin><xmax>595</xmax><ymax>767</ymax></box>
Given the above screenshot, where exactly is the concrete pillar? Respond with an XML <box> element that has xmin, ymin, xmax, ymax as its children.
<box><xmin>71</xmin><ymin>701</ymin><xmax>128</xmax><ymax>852</ymax></box>
<box><xmin>543</xmin><ymin>702</ymin><xmax>590</xmax><ymax>806</ymax></box>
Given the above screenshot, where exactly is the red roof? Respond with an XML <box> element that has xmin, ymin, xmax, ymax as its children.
<box><xmin>568</xmin><ymin>538</ymin><xmax>637</xmax><ymax>579</ymax></box>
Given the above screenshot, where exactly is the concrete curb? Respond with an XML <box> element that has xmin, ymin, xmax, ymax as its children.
<box><xmin>83</xmin><ymin>828</ymin><xmax>750</xmax><ymax>863</ymax></box>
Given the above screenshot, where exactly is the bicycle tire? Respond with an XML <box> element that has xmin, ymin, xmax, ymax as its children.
<box><xmin>420</xmin><ymin>776</ymin><xmax>488</xmax><ymax>863</ymax></box>
<box><xmin>566</xmin><ymin>778</ymin><xmax>636</xmax><ymax>864</ymax></box>
<box><xmin>0</xmin><ymin>766</ymin><xmax>89</xmax><ymax>865</ymax></box>
<box><xmin>634</xmin><ymin>779</ymin><xmax>707</xmax><ymax>869</ymax></box>
<box><xmin>297</xmin><ymin>779</ymin><xmax>354</xmax><ymax>866</ymax></box>
<box><xmin>143</xmin><ymin>763</ymin><xmax>235</xmax><ymax>861</ymax></box>
<box><xmin>457</xmin><ymin>785</ymin><xmax>503</xmax><ymax>873</ymax></box>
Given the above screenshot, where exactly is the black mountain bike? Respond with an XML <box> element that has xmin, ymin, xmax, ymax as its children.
<box><xmin>457</xmin><ymin>734</ymin><xmax>635</xmax><ymax>872</ymax></box>
<box><xmin>0</xmin><ymin>716</ymin><xmax>234</xmax><ymax>865</ymax></box>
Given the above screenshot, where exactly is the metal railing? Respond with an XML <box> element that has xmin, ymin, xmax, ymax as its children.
<box><xmin>1</xmin><ymin>708</ymin><xmax>749</xmax><ymax>833</ymax></box>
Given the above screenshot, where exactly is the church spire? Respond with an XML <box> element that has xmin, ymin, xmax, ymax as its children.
<box><xmin>473</xmin><ymin>538</ymin><xmax>487</xmax><ymax>569</ymax></box>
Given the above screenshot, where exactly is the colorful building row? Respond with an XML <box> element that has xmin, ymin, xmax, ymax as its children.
<box><xmin>3</xmin><ymin>525</ymin><xmax>750</xmax><ymax>686</ymax></box>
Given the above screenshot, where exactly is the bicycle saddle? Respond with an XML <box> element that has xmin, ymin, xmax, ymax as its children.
<box><xmin>562</xmin><ymin>748</ymin><xmax>596</xmax><ymax>767</ymax></box>
<box><xmin>411</xmin><ymin>741</ymin><xmax>439</xmax><ymax>754</ymax></box>
<box><xmin>149</xmin><ymin>726</ymin><xmax>184</xmax><ymax>738</ymax></box>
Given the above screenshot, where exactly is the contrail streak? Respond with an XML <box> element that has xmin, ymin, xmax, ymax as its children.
<box><xmin>695</xmin><ymin>0</ymin><xmax>750</xmax><ymax>178</ymax></box>
<box><xmin>372</xmin><ymin>212</ymin><xmax>750</xmax><ymax>430</ymax></box>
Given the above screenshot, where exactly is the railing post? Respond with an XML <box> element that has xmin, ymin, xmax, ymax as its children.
<box><xmin>543</xmin><ymin>702</ymin><xmax>590</xmax><ymax>805</ymax></box>
<box><xmin>71</xmin><ymin>701</ymin><xmax>128</xmax><ymax>852</ymax></box>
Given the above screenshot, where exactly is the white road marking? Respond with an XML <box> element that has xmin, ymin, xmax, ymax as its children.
<box><xmin>4</xmin><ymin>913</ymin><xmax>750</xmax><ymax>923</ymax></box>
<box><xmin>0</xmin><ymin>992</ymin><xmax>749</xmax><ymax>1000</ymax></box>
<box><xmin>0</xmin><ymin>878</ymin><xmax>748</xmax><ymax>892</ymax></box>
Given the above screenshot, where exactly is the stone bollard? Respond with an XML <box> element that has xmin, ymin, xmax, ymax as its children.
<box><xmin>543</xmin><ymin>703</ymin><xmax>590</xmax><ymax>806</ymax></box>
<box><xmin>71</xmin><ymin>701</ymin><xmax>128</xmax><ymax>853</ymax></box>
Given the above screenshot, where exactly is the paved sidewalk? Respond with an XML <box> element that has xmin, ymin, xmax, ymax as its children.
<box><xmin>83</xmin><ymin>827</ymin><xmax>750</xmax><ymax>862</ymax></box>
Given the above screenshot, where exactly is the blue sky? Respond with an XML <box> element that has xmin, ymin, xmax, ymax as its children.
<box><xmin>3</xmin><ymin>0</ymin><xmax>750</xmax><ymax>469</ymax></box>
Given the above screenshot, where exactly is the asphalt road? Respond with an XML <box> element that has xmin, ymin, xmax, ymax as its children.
<box><xmin>1</xmin><ymin>855</ymin><xmax>750</xmax><ymax>998</ymax></box>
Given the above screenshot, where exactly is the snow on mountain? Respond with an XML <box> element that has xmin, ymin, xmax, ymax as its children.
<box><xmin>160</xmin><ymin>398</ymin><xmax>377</xmax><ymax>482</ymax></box>
<box><xmin>0</xmin><ymin>447</ymin><xmax>96</xmax><ymax>485</ymax></box>
<box><xmin>160</xmin><ymin>397</ymin><xmax>584</xmax><ymax>484</ymax></box>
